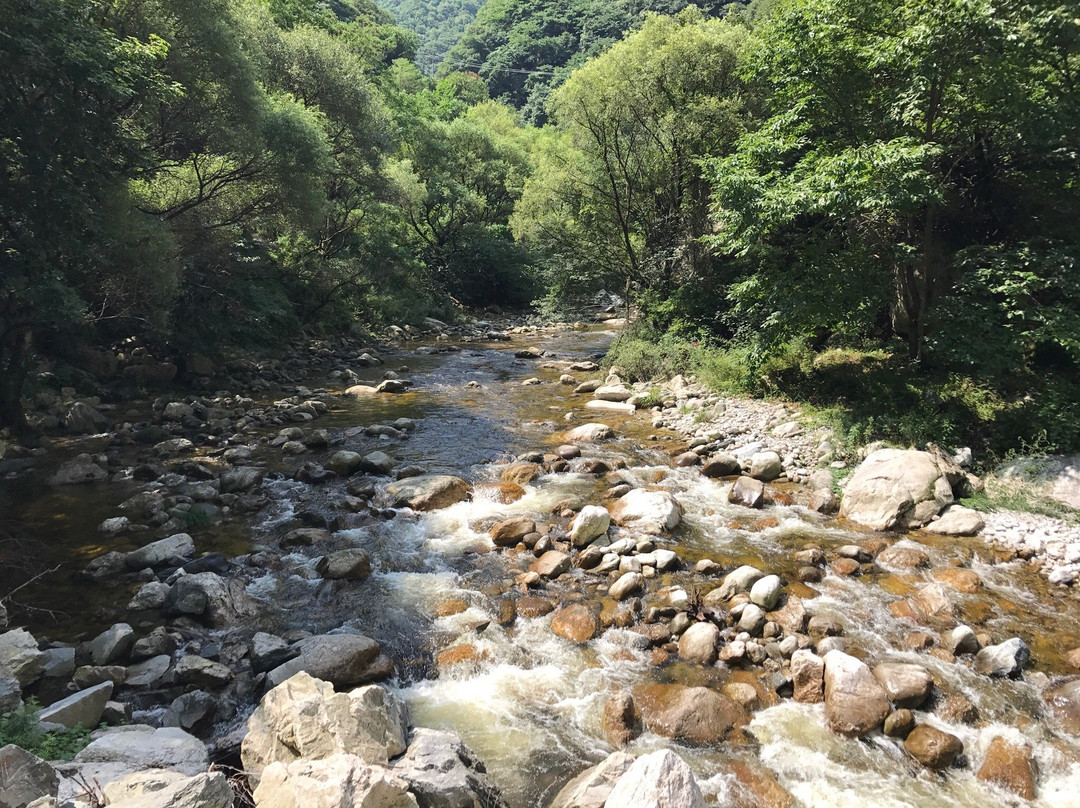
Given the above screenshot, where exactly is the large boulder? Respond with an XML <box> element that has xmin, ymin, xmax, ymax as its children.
<box><xmin>241</xmin><ymin>672</ymin><xmax>407</xmax><ymax>785</ymax></box>
<box><xmin>253</xmin><ymin>754</ymin><xmax>417</xmax><ymax>808</ymax></box>
<box><xmin>549</xmin><ymin>752</ymin><xmax>634</xmax><ymax>808</ymax></box>
<box><xmin>570</xmin><ymin>507</ymin><xmax>610</xmax><ymax>547</ymax></box>
<box><xmin>840</xmin><ymin>449</ymin><xmax>965</xmax><ymax>530</ymax></box>
<box><xmin>748</xmin><ymin>452</ymin><xmax>782</xmax><ymax>482</ymax></box>
<box><xmin>551</xmin><ymin>605</ymin><xmax>599</xmax><ymax>644</ymax></box>
<box><xmin>266</xmin><ymin>634</ymin><xmax>391</xmax><ymax>688</ymax></box>
<box><xmin>823</xmin><ymin>651</ymin><xmax>890</xmax><ymax>737</ymax></box>
<box><xmin>164</xmin><ymin>572</ymin><xmax>258</xmax><ymax>627</ymax></box>
<box><xmin>390</xmin><ymin>728</ymin><xmax>507</xmax><ymax>808</ymax></box>
<box><xmin>48</xmin><ymin>454</ymin><xmax>108</xmax><ymax>485</ymax></box>
<box><xmin>65</xmin><ymin>726</ymin><xmax>208</xmax><ymax>795</ymax></box>
<box><xmin>126</xmin><ymin>533</ymin><xmax>196</xmax><ymax>570</ymax></box>
<box><xmin>104</xmin><ymin>771</ymin><xmax>232</xmax><ymax>808</ymax></box>
<box><xmin>904</xmin><ymin>725</ymin><xmax>963</xmax><ymax>769</ymax></box>
<box><xmin>0</xmin><ymin>745</ymin><xmax>59</xmax><ymax>808</ymax></box>
<box><xmin>677</xmin><ymin>622</ymin><xmax>720</xmax><ymax>665</ymax></box>
<box><xmin>37</xmin><ymin>681</ymin><xmax>113</xmax><ymax>729</ymax></box>
<box><xmin>727</xmin><ymin>477</ymin><xmax>764</xmax><ymax>509</ymax></box>
<box><xmin>791</xmin><ymin>650</ymin><xmax>825</xmax><ymax>704</ymax></box>
<box><xmin>65</xmin><ymin>403</ymin><xmax>109</xmax><ymax>435</ymax></box>
<box><xmin>608</xmin><ymin>489</ymin><xmax>682</xmax><ymax>534</ymax></box>
<box><xmin>872</xmin><ymin>663</ymin><xmax>933</xmax><ymax>709</ymax></box>
<box><xmin>603</xmin><ymin>750</ymin><xmax>704</xmax><ymax>808</ymax></box>
<box><xmin>564</xmin><ymin>423</ymin><xmax>614</xmax><ymax>443</ymax></box>
<box><xmin>708</xmin><ymin>566</ymin><xmax>764</xmax><ymax>605</ymax></box>
<box><xmin>85</xmin><ymin>623</ymin><xmax>135</xmax><ymax>665</ymax></box>
<box><xmin>633</xmin><ymin>684</ymin><xmax>749</xmax><ymax>745</ymax></box>
<box><xmin>976</xmin><ymin>736</ymin><xmax>1038</xmax><ymax>799</ymax></box>
<box><xmin>489</xmin><ymin>518</ymin><xmax>536</xmax><ymax>548</ymax></box>
<box><xmin>974</xmin><ymin>638</ymin><xmax>1030</xmax><ymax>678</ymax></box>
<box><xmin>0</xmin><ymin>629</ymin><xmax>45</xmax><ymax>686</ymax></box>
<box><xmin>383</xmin><ymin>476</ymin><xmax>472</xmax><ymax>511</ymax></box>
<box><xmin>317</xmin><ymin>549</ymin><xmax>373</xmax><ymax>581</ymax></box>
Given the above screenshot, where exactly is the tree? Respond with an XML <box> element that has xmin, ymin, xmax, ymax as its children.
<box><xmin>513</xmin><ymin>9</ymin><xmax>750</xmax><ymax>309</ymax></box>
<box><xmin>0</xmin><ymin>0</ymin><xmax>174</xmax><ymax>435</ymax></box>
<box><xmin>392</xmin><ymin>101</ymin><xmax>538</xmax><ymax>305</ymax></box>
<box><xmin>707</xmin><ymin>0</ymin><xmax>1080</xmax><ymax>362</ymax></box>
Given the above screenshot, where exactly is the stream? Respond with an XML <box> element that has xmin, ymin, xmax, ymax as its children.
<box><xmin>3</xmin><ymin>324</ymin><xmax>1080</xmax><ymax>807</ymax></box>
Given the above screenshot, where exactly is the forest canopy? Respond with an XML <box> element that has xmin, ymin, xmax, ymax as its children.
<box><xmin>1</xmin><ymin>0</ymin><xmax>1078</xmax><ymax>455</ymax></box>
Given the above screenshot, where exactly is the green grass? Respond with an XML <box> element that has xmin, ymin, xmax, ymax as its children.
<box><xmin>960</xmin><ymin>490</ymin><xmax>1080</xmax><ymax>524</ymax></box>
<box><xmin>604</xmin><ymin>326</ymin><xmax>1080</xmax><ymax>468</ymax></box>
<box><xmin>0</xmin><ymin>698</ymin><xmax>95</xmax><ymax>761</ymax></box>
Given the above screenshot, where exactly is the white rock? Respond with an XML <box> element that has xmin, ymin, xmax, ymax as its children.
<box><xmin>242</xmin><ymin>672</ymin><xmax>407</xmax><ymax>786</ymax></box>
<box><xmin>570</xmin><ymin>506</ymin><xmax>611</xmax><ymax>547</ymax></box>
<box><xmin>0</xmin><ymin>629</ymin><xmax>46</xmax><ymax>685</ymax></box>
<box><xmin>749</xmin><ymin>575</ymin><xmax>782</xmax><ymax>610</ymax></box>
<box><xmin>549</xmin><ymin>752</ymin><xmax>635</xmax><ymax>808</ymax></box>
<box><xmin>609</xmin><ymin>489</ymin><xmax>682</xmax><ymax>534</ymax></box>
<box><xmin>105</xmin><ymin>771</ymin><xmax>232</xmax><ymax>808</ymax></box>
<box><xmin>252</xmin><ymin>754</ymin><xmax>416</xmax><ymax>808</ymax></box>
<box><xmin>565</xmin><ymin>423</ymin><xmax>614</xmax><ymax>443</ymax></box>
<box><xmin>604</xmin><ymin>750</ymin><xmax>704</xmax><ymax>808</ymax></box>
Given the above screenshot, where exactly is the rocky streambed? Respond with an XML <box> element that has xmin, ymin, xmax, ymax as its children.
<box><xmin>3</xmin><ymin>318</ymin><xmax>1080</xmax><ymax>808</ymax></box>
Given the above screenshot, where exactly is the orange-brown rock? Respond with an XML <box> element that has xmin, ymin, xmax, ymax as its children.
<box><xmin>764</xmin><ymin>487</ymin><xmax>795</xmax><ymax>507</ymax></box>
<box><xmin>501</xmin><ymin>462</ymin><xmax>542</xmax><ymax>485</ymax></box>
<box><xmin>904</xmin><ymin>724</ymin><xmax>963</xmax><ymax>769</ymax></box>
<box><xmin>476</xmin><ymin>482</ymin><xmax>526</xmax><ymax>504</ymax></box>
<box><xmin>831</xmin><ymin>558</ymin><xmax>861</xmax><ymax>577</ymax></box>
<box><xmin>497</xmin><ymin>598</ymin><xmax>517</xmax><ymax>626</ymax></box>
<box><xmin>436</xmin><ymin>644</ymin><xmax>486</xmax><ymax>667</ymax></box>
<box><xmin>977</xmin><ymin>736</ymin><xmax>1037</xmax><ymax>799</ymax></box>
<box><xmin>633</xmin><ymin>683</ymin><xmax>750</xmax><ymax>745</ymax></box>
<box><xmin>489</xmin><ymin>517</ymin><xmax>537</xmax><ymax>547</ymax></box>
<box><xmin>889</xmin><ymin>600</ymin><xmax>920</xmax><ymax>621</ymax></box>
<box><xmin>728</xmin><ymin>759</ymin><xmax>796</xmax><ymax>808</ymax></box>
<box><xmin>603</xmin><ymin>691</ymin><xmax>638</xmax><ymax>747</ymax></box>
<box><xmin>933</xmin><ymin>567</ymin><xmax>983</xmax><ymax>593</ymax></box>
<box><xmin>516</xmin><ymin>596</ymin><xmax>555</xmax><ymax>618</ymax></box>
<box><xmin>434</xmin><ymin>598</ymin><xmax>469</xmax><ymax>617</ymax></box>
<box><xmin>551</xmin><ymin>604</ymin><xmax>599</xmax><ymax>644</ymax></box>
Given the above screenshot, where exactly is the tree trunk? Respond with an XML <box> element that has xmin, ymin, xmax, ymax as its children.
<box><xmin>0</xmin><ymin>327</ymin><xmax>32</xmax><ymax>438</ymax></box>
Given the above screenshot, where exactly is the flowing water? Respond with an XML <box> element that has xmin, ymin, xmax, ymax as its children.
<box><xmin>3</xmin><ymin>325</ymin><xmax>1080</xmax><ymax>807</ymax></box>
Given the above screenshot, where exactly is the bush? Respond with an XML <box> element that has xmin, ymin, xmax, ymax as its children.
<box><xmin>0</xmin><ymin>698</ymin><xmax>95</xmax><ymax>761</ymax></box>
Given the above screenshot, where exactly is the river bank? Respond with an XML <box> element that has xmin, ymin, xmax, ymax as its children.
<box><xmin>2</xmin><ymin>315</ymin><xmax>1080</xmax><ymax>808</ymax></box>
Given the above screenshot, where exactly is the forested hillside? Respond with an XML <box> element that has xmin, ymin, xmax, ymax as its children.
<box><xmin>439</xmin><ymin>0</ymin><xmax>732</xmax><ymax>121</ymax></box>
<box><xmin>0</xmin><ymin>0</ymin><xmax>535</xmax><ymax>435</ymax></box>
<box><xmin>379</xmin><ymin>0</ymin><xmax>483</xmax><ymax>71</ymax></box>
<box><xmin>2</xmin><ymin>0</ymin><xmax>1079</xmax><ymax>458</ymax></box>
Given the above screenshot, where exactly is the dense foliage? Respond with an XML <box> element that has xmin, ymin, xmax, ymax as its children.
<box><xmin>380</xmin><ymin>0</ymin><xmax>484</xmax><ymax>71</ymax></box>
<box><xmin>0</xmin><ymin>0</ymin><xmax>535</xmax><ymax>434</ymax></box>
<box><xmin>440</xmin><ymin>0</ymin><xmax>732</xmax><ymax>121</ymax></box>
<box><xmin>2</xmin><ymin>0</ymin><xmax>1078</xmax><ymax>456</ymax></box>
